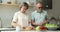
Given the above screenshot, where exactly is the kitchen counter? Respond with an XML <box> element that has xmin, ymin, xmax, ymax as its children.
<box><xmin>0</xmin><ymin>28</ymin><xmax>15</xmax><ymax>32</ymax></box>
<box><xmin>0</xmin><ymin>28</ymin><xmax>15</xmax><ymax>31</ymax></box>
<box><xmin>0</xmin><ymin>28</ymin><xmax>60</xmax><ymax>32</ymax></box>
<box><xmin>1</xmin><ymin>31</ymin><xmax>60</xmax><ymax>32</ymax></box>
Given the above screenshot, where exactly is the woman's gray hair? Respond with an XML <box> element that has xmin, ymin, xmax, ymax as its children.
<box><xmin>19</xmin><ymin>2</ymin><xmax>29</xmax><ymax>10</ymax></box>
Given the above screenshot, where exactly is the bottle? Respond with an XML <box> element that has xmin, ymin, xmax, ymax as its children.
<box><xmin>14</xmin><ymin>0</ymin><xmax>17</xmax><ymax>4</ymax></box>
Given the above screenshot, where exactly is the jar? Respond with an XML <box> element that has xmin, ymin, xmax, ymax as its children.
<box><xmin>7</xmin><ymin>0</ymin><xmax>11</xmax><ymax>4</ymax></box>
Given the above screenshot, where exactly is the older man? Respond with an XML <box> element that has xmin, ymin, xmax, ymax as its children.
<box><xmin>31</xmin><ymin>2</ymin><xmax>48</xmax><ymax>27</ymax></box>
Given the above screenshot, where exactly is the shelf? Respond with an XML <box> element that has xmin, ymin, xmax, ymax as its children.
<box><xmin>0</xmin><ymin>3</ymin><xmax>19</xmax><ymax>6</ymax></box>
<box><xmin>0</xmin><ymin>3</ymin><xmax>35</xmax><ymax>7</ymax></box>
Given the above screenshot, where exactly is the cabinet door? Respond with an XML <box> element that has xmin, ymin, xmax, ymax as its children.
<box><xmin>42</xmin><ymin>0</ymin><xmax>52</xmax><ymax>9</ymax></box>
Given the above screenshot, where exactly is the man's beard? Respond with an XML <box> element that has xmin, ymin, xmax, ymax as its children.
<box><xmin>37</xmin><ymin>10</ymin><xmax>42</xmax><ymax>13</ymax></box>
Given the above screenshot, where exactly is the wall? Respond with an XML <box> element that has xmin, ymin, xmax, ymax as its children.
<box><xmin>0</xmin><ymin>5</ymin><xmax>19</xmax><ymax>28</ymax></box>
<box><xmin>47</xmin><ymin>0</ymin><xmax>60</xmax><ymax>18</ymax></box>
<box><xmin>0</xmin><ymin>0</ymin><xmax>60</xmax><ymax>28</ymax></box>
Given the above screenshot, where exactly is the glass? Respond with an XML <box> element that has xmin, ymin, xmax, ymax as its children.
<box><xmin>16</xmin><ymin>26</ymin><xmax>21</xmax><ymax>32</ymax></box>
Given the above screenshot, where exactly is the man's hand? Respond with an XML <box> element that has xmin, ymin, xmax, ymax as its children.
<box><xmin>45</xmin><ymin>19</ymin><xmax>49</xmax><ymax>23</ymax></box>
<box><xmin>32</xmin><ymin>23</ymin><xmax>38</xmax><ymax>26</ymax></box>
<box><xmin>32</xmin><ymin>22</ymin><xmax>43</xmax><ymax>26</ymax></box>
<box><xmin>37</xmin><ymin>22</ymin><xmax>43</xmax><ymax>26</ymax></box>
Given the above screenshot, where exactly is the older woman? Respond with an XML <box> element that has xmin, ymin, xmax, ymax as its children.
<box><xmin>11</xmin><ymin>2</ymin><xmax>30</xmax><ymax>31</ymax></box>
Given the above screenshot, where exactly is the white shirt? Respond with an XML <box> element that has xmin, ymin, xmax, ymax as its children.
<box><xmin>12</xmin><ymin>11</ymin><xmax>30</xmax><ymax>27</ymax></box>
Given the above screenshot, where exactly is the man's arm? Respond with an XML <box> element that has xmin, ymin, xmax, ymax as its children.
<box><xmin>45</xmin><ymin>13</ymin><xmax>49</xmax><ymax>24</ymax></box>
<box><xmin>45</xmin><ymin>18</ymin><xmax>49</xmax><ymax>23</ymax></box>
<box><xmin>31</xmin><ymin>13</ymin><xmax>39</xmax><ymax>26</ymax></box>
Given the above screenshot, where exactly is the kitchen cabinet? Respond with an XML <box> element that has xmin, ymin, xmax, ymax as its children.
<box><xmin>42</xmin><ymin>0</ymin><xmax>52</xmax><ymax>9</ymax></box>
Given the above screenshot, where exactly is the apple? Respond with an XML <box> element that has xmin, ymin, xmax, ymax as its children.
<box><xmin>41</xmin><ymin>26</ymin><xmax>46</xmax><ymax>30</ymax></box>
<box><xmin>36</xmin><ymin>26</ymin><xmax>41</xmax><ymax>30</ymax></box>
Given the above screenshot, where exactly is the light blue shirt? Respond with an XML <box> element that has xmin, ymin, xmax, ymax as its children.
<box><xmin>31</xmin><ymin>10</ymin><xmax>47</xmax><ymax>24</ymax></box>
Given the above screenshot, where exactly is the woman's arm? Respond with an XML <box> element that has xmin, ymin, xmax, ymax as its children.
<box><xmin>11</xmin><ymin>21</ymin><xmax>18</xmax><ymax>27</ymax></box>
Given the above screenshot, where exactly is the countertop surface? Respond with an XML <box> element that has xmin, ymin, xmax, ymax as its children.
<box><xmin>1</xmin><ymin>31</ymin><xmax>60</xmax><ymax>32</ymax></box>
<box><xmin>0</xmin><ymin>28</ymin><xmax>60</xmax><ymax>32</ymax></box>
<box><xmin>0</xmin><ymin>28</ymin><xmax>15</xmax><ymax>31</ymax></box>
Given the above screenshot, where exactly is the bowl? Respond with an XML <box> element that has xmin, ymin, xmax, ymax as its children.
<box><xmin>45</xmin><ymin>24</ymin><xmax>58</xmax><ymax>30</ymax></box>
